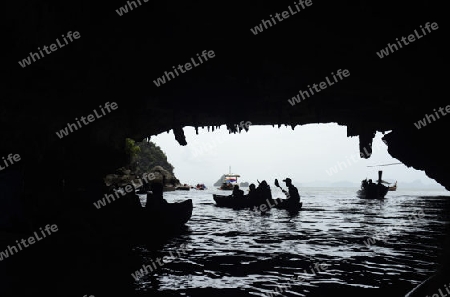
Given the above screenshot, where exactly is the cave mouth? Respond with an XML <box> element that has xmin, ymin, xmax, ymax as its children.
<box><xmin>148</xmin><ymin>123</ymin><xmax>443</xmax><ymax>190</ymax></box>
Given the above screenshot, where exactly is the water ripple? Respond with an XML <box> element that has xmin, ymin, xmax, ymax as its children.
<box><xmin>134</xmin><ymin>188</ymin><xmax>450</xmax><ymax>296</ymax></box>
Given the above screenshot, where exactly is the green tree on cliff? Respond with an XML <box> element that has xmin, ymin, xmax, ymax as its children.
<box><xmin>125</xmin><ymin>138</ymin><xmax>174</xmax><ymax>175</ymax></box>
<box><xmin>125</xmin><ymin>138</ymin><xmax>141</xmax><ymax>158</ymax></box>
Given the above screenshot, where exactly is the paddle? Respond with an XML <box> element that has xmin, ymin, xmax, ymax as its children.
<box><xmin>275</xmin><ymin>179</ymin><xmax>289</xmax><ymax>202</ymax></box>
<box><xmin>274</xmin><ymin>179</ymin><xmax>284</xmax><ymax>191</ymax></box>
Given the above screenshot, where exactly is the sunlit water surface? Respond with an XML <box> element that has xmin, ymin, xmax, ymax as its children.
<box><xmin>132</xmin><ymin>187</ymin><xmax>450</xmax><ymax>296</ymax></box>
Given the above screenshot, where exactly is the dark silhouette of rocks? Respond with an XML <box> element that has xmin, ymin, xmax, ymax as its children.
<box><xmin>1</xmin><ymin>1</ymin><xmax>449</xmax><ymax>296</ymax></box>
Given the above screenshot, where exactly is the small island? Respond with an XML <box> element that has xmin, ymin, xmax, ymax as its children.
<box><xmin>104</xmin><ymin>139</ymin><xmax>182</xmax><ymax>191</ymax></box>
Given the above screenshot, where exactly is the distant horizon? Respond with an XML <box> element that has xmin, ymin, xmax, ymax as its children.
<box><xmin>191</xmin><ymin>177</ymin><xmax>445</xmax><ymax>187</ymax></box>
<box><xmin>152</xmin><ymin>123</ymin><xmax>447</xmax><ymax>190</ymax></box>
<box><xmin>202</xmin><ymin>179</ymin><xmax>447</xmax><ymax>190</ymax></box>
<box><xmin>207</xmin><ymin>175</ymin><xmax>446</xmax><ymax>190</ymax></box>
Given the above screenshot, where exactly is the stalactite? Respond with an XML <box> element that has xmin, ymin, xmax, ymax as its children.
<box><xmin>173</xmin><ymin>126</ymin><xmax>187</xmax><ymax>146</ymax></box>
<box><xmin>226</xmin><ymin>123</ymin><xmax>237</xmax><ymax>134</ymax></box>
<box><xmin>359</xmin><ymin>130</ymin><xmax>376</xmax><ymax>159</ymax></box>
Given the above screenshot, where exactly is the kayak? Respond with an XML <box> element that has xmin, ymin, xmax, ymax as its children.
<box><xmin>90</xmin><ymin>197</ymin><xmax>193</xmax><ymax>243</ymax></box>
<box><xmin>274</xmin><ymin>200</ymin><xmax>303</xmax><ymax>211</ymax></box>
<box><xmin>213</xmin><ymin>194</ymin><xmax>251</xmax><ymax>208</ymax></box>
<box><xmin>144</xmin><ymin>199</ymin><xmax>193</xmax><ymax>227</ymax></box>
<box><xmin>213</xmin><ymin>194</ymin><xmax>302</xmax><ymax>211</ymax></box>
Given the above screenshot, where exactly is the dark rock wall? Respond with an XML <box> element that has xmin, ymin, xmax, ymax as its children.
<box><xmin>2</xmin><ymin>1</ymin><xmax>448</xmax><ymax>229</ymax></box>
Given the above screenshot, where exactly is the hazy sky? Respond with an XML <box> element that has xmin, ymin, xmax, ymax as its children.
<box><xmin>151</xmin><ymin>123</ymin><xmax>443</xmax><ymax>187</ymax></box>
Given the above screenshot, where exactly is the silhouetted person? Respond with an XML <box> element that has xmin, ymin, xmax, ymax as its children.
<box><xmin>232</xmin><ymin>185</ymin><xmax>244</xmax><ymax>198</ymax></box>
<box><xmin>282</xmin><ymin>178</ymin><xmax>300</xmax><ymax>205</ymax></box>
<box><xmin>129</xmin><ymin>184</ymin><xmax>143</xmax><ymax>208</ymax></box>
<box><xmin>141</xmin><ymin>180</ymin><xmax>151</xmax><ymax>192</ymax></box>
<box><xmin>361</xmin><ymin>179</ymin><xmax>368</xmax><ymax>189</ymax></box>
<box><xmin>367</xmin><ymin>179</ymin><xmax>374</xmax><ymax>190</ymax></box>
<box><xmin>146</xmin><ymin>183</ymin><xmax>167</xmax><ymax>209</ymax></box>
<box><xmin>106</xmin><ymin>183</ymin><xmax>141</xmax><ymax>210</ymax></box>
<box><xmin>246</xmin><ymin>183</ymin><xmax>258</xmax><ymax>208</ymax></box>
<box><xmin>256</xmin><ymin>180</ymin><xmax>272</xmax><ymax>203</ymax></box>
<box><xmin>247</xmin><ymin>184</ymin><xmax>256</xmax><ymax>199</ymax></box>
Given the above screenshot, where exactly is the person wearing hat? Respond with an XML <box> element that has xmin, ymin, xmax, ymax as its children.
<box><xmin>282</xmin><ymin>178</ymin><xmax>300</xmax><ymax>205</ymax></box>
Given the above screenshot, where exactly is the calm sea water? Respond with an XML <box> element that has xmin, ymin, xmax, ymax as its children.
<box><xmin>132</xmin><ymin>187</ymin><xmax>450</xmax><ymax>297</ymax></box>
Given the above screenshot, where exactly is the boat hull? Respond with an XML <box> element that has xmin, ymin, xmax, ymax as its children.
<box><xmin>213</xmin><ymin>194</ymin><xmax>302</xmax><ymax>211</ymax></box>
<box><xmin>163</xmin><ymin>187</ymin><xmax>176</xmax><ymax>192</ymax></box>
<box><xmin>273</xmin><ymin>200</ymin><xmax>303</xmax><ymax>211</ymax></box>
<box><xmin>213</xmin><ymin>194</ymin><xmax>251</xmax><ymax>208</ymax></box>
<box><xmin>176</xmin><ymin>186</ymin><xmax>190</xmax><ymax>191</ymax></box>
<box><xmin>218</xmin><ymin>184</ymin><xmax>234</xmax><ymax>190</ymax></box>
<box><xmin>357</xmin><ymin>184</ymin><xmax>389</xmax><ymax>199</ymax></box>
<box><xmin>92</xmin><ymin>199</ymin><xmax>193</xmax><ymax>242</ymax></box>
<box><xmin>144</xmin><ymin>199</ymin><xmax>193</xmax><ymax>226</ymax></box>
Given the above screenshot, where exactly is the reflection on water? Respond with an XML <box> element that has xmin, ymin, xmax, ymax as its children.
<box><xmin>133</xmin><ymin>187</ymin><xmax>450</xmax><ymax>296</ymax></box>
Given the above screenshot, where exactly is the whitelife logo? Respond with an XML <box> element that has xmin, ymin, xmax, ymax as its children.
<box><xmin>414</xmin><ymin>104</ymin><xmax>450</xmax><ymax>130</ymax></box>
<box><xmin>55</xmin><ymin>102</ymin><xmax>118</xmax><ymax>139</ymax></box>
<box><xmin>115</xmin><ymin>0</ymin><xmax>149</xmax><ymax>16</ymax></box>
<box><xmin>131</xmin><ymin>244</ymin><xmax>189</xmax><ymax>281</ymax></box>
<box><xmin>0</xmin><ymin>153</ymin><xmax>21</xmax><ymax>172</ymax></box>
<box><xmin>288</xmin><ymin>69</ymin><xmax>350</xmax><ymax>106</ymax></box>
<box><xmin>376</xmin><ymin>22</ymin><xmax>438</xmax><ymax>59</ymax></box>
<box><xmin>18</xmin><ymin>31</ymin><xmax>81</xmax><ymax>68</ymax></box>
<box><xmin>250</xmin><ymin>0</ymin><xmax>313</xmax><ymax>35</ymax></box>
<box><xmin>0</xmin><ymin>224</ymin><xmax>58</xmax><ymax>261</ymax></box>
<box><xmin>153</xmin><ymin>50</ymin><xmax>215</xmax><ymax>87</ymax></box>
